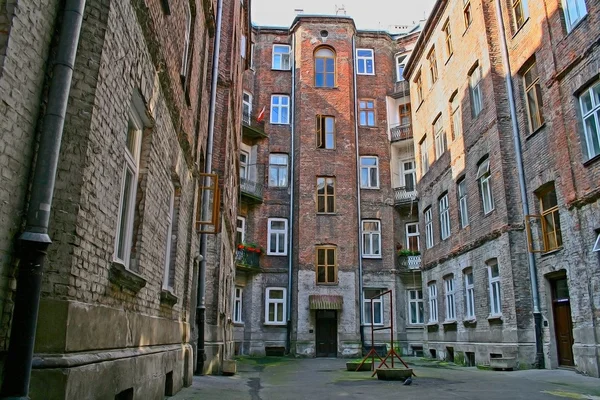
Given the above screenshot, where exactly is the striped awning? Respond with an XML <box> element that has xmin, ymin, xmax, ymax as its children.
<box><xmin>309</xmin><ymin>295</ymin><xmax>343</xmax><ymax>310</ymax></box>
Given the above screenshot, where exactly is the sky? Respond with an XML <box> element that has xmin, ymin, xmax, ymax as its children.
<box><xmin>251</xmin><ymin>0</ymin><xmax>437</xmax><ymax>30</ymax></box>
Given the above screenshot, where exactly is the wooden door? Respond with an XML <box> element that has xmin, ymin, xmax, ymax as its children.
<box><xmin>552</xmin><ymin>277</ymin><xmax>574</xmax><ymax>366</ymax></box>
<box><xmin>316</xmin><ymin>310</ymin><xmax>337</xmax><ymax>357</ymax></box>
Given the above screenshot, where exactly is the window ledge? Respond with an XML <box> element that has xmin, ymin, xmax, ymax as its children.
<box><xmin>487</xmin><ymin>314</ymin><xmax>503</xmax><ymax>322</ymax></box>
<box><xmin>445</xmin><ymin>54</ymin><xmax>453</xmax><ymax>65</ymax></box>
<box><xmin>524</xmin><ymin>122</ymin><xmax>547</xmax><ymax>141</ymax></box>
<box><xmin>233</xmin><ymin>322</ymin><xmax>245</xmax><ymax>327</ymax></box>
<box><xmin>583</xmin><ymin>153</ymin><xmax>600</xmax><ymax>167</ymax></box>
<box><xmin>264</xmin><ymin>323</ymin><xmax>287</xmax><ymax>327</ymax></box>
<box><xmin>511</xmin><ymin>17</ymin><xmax>530</xmax><ymax>39</ymax></box>
<box><xmin>266</xmin><ymin>253</ymin><xmax>288</xmax><ymax>257</ymax></box>
<box><xmin>109</xmin><ymin>261</ymin><xmax>147</xmax><ymax>293</ymax></box>
<box><xmin>362</xmin><ymin>256</ymin><xmax>382</xmax><ymax>259</ymax></box>
<box><xmin>407</xmin><ymin>324</ymin><xmax>425</xmax><ymax>328</ymax></box>
<box><xmin>271</xmin><ymin>68</ymin><xmax>292</xmax><ymax>72</ymax></box>
<box><xmin>442</xmin><ymin>320</ymin><xmax>457</xmax><ymax>326</ymax></box>
<box><xmin>426</xmin><ymin>321</ymin><xmax>439</xmax><ymax>327</ymax></box>
<box><xmin>160</xmin><ymin>289</ymin><xmax>178</xmax><ymax>307</ymax></box>
<box><xmin>360</xmin><ymin>187</ymin><xmax>380</xmax><ymax>190</ymax></box>
<box><xmin>541</xmin><ymin>247</ymin><xmax>563</xmax><ymax>257</ymax></box>
<box><xmin>463</xmin><ymin>318</ymin><xmax>477</xmax><ymax>325</ymax></box>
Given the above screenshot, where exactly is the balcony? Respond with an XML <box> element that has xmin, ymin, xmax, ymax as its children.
<box><xmin>235</xmin><ymin>248</ymin><xmax>261</xmax><ymax>271</ymax></box>
<box><xmin>242</xmin><ymin>111</ymin><xmax>268</xmax><ymax>139</ymax></box>
<box><xmin>394</xmin><ymin>186</ymin><xmax>418</xmax><ymax>206</ymax></box>
<box><xmin>240</xmin><ymin>177</ymin><xmax>263</xmax><ymax>204</ymax></box>
<box><xmin>389</xmin><ymin>80</ymin><xmax>410</xmax><ymax>99</ymax></box>
<box><xmin>397</xmin><ymin>254</ymin><xmax>421</xmax><ymax>270</ymax></box>
<box><xmin>389</xmin><ymin>123</ymin><xmax>413</xmax><ymax>142</ymax></box>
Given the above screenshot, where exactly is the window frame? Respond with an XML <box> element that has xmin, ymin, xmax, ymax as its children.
<box><xmin>433</xmin><ymin>115</ymin><xmax>446</xmax><ymax>159</ymax></box>
<box><xmin>315</xmin><ymin>47</ymin><xmax>336</xmax><ymax>88</ymax></box>
<box><xmin>316</xmin><ymin>115</ymin><xmax>335</xmax><ymax>149</ymax></box>
<box><xmin>363</xmin><ymin>289</ymin><xmax>384</xmax><ymax>325</ymax></box>
<box><xmin>443</xmin><ymin>20</ymin><xmax>453</xmax><ymax>59</ymax></box>
<box><xmin>428</xmin><ymin>282</ymin><xmax>438</xmax><ymax>323</ymax></box>
<box><xmin>359</xmin><ymin>99</ymin><xmax>376</xmax><ymax>127</ymax></box>
<box><xmin>562</xmin><ymin>0</ymin><xmax>587</xmax><ymax>32</ymax></box>
<box><xmin>239</xmin><ymin>150</ymin><xmax>249</xmax><ymax>180</ymax></box>
<box><xmin>162</xmin><ymin>182</ymin><xmax>176</xmax><ymax>291</ymax></box>
<box><xmin>265</xmin><ymin>287</ymin><xmax>287</xmax><ymax>325</ymax></box>
<box><xmin>469</xmin><ymin>65</ymin><xmax>483</xmax><ymax>118</ymax></box>
<box><xmin>233</xmin><ymin>286</ymin><xmax>243</xmax><ymax>324</ymax></box>
<box><xmin>316</xmin><ymin>246</ymin><xmax>337</xmax><ymax>285</ymax></box>
<box><xmin>242</xmin><ymin>91</ymin><xmax>252</xmax><ymax>122</ymax></box>
<box><xmin>180</xmin><ymin>2</ymin><xmax>192</xmax><ymax>77</ymax></box>
<box><xmin>270</xmin><ymin>94</ymin><xmax>290</xmax><ymax>125</ymax></box>
<box><xmin>420</xmin><ymin>136</ymin><xmax>430</xmax><ymax>175</ymax></box>
<box><xmin>360</xmin><ymin>156</ymin><xmax>379</xmax><ymax>189</ymax></box>
<box><xmin>444</xmin><ymin>277</ymin><xmax>456</xmax><ymax>321</ymax></box>
<box><xmin>406</xmin><ymin>222</ymin><xmax>420</xmax><ymax>252</ymax></box>
<box><xmin>488</xmin><ymin>261</ymin><xmax>502</xmax><ymax>317</ymax></box>
<box><xmin>267</xmin><ymin>218</ymin><xmax>288</xmax><ymax>256</ymax></box>
<box><xmin>523</xmin><ymin>59</ymin><xmax>544</xmax><ymax>133</ymax></box>
<box><xmin>458</xmin><ymin>179</ymin><xmax>470</xmax><ymax>228</ymax></box>
<box><xmin>408</xmin><ymin>289</ymin><xmax>424</xmax><ymax>325</ymax></box>
<box><xmin>316</xmin><ymin>176</ymin><xmax>336</xmax><ymax>213</ymax></box>
<box><xmin>401</xmin><ymin>159</ymin><xmax>417</xmax><ymax>191</ymax></box>
<box><xmin>356</xmin><ymin>48</ymin><xmax>375</xmax><ymax>75</ymax></box>
<box><xmin>362</xmin><ymin>220</ymin><xmax>382</xmax><ymax>258</ymax></box>
<box><xmin>425</xmin><ymin>207</ymin><xmax>434</xmax><ymax>249</ymax></box>
<box><xmin>463</xmin><ymin>0</ymin><xmax>473</xmax><ymax>29</ymax></box>
<box><xmin>268</xmin><ymin>153</ymin><xmax>288</xmax><ymax>188</ymax></box>
<box><xmin>450</xmin><ymin>91</ymin><xmax>462</xmax><ymax>139</ymax></box>
<box><xmin>236</xmin><ymin>216</ymin><xmax>246</xmax><ymax>244</ymax></box>
<box><xmin>579</xmin><ymin>81</ymin><xmax>600</xmax><ymax>160</ymax></box>
<box><xmin>428</xmin><ymin>47</ymin><xmax>438</xmax><ymax>84</ymax></box>
<box><xmin>477</xmin><ymin>158</ymin><xmax>495</xmax><ymax>215</ymax></box>
<box><xmin>439</xmin><ymin>193</ymin><xmax>451</xmax><ymax>240</ymax></box>
<box><xmin>415</xmin><ymin>71</ymin><xmax>423</xmax><ymax>104</ymax></box>
<box><xmin>512</xmin><ymin>0</ymin><xmax>529</xmax><ymax>30</ymax></box>
<box><xmin>396</xmin><ymin>54</ymin><xmax>408</xmax><ymax>82</ymax></box>
<box><xmin>272</xmin><ymin>44</ymin><xmax>291</xmax><ymax>70</ymax></box>
<box><xmin>538</xmin><ymin>186</ymin><xmax>563</xmax><ymax>252</ymax></box>
<box><xmin>464</xmin><ymin>270</ymin><xmax>476</xmax><ymax>320</ymax></box>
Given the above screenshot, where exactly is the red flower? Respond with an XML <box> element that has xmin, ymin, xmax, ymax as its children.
<box><xmin>238</xmin><ymin>244</ymin><xmax>244</xmax><ymax>250</ymax></box>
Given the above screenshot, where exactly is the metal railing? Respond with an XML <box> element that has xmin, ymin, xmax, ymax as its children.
<box><xmin>389</xmin><ymin>123</ymin><xmax>413</xmax><ymax>142</ymax></box>
<box><xmin>390</xmin><ymin>80</ymin><xmax>410</xmax><ymax>98</ymax></box>
<box><xmin>393</xmin><ymin>186</ymin><xmax>418</xmax><ymax>205</ymax></box>
<box><xmin>236</xmin><ymin>248</ymin><xmax>261</xmax><ymax>269</ymax></box>
<box><xmin>242</xmin><ymin>111</ymin><xmax>266</xmax><ymax>131</ymax></box>
<box><xmin>397</xmin><ymin>254</ymin><xmax>421</xmax><ymax>270</ymax></box>
<box><xmin>240</xmin><ymin>177</ymin><xmax>263</xmax><ymax>200</ymax></box>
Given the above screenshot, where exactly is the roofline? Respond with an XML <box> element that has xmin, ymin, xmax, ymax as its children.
<box><xmin>290</xmin><ymin>14</ymin><xmax>356</xmax><ymax>33</ymax></box>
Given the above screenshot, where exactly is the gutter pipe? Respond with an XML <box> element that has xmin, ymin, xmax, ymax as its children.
<box><xmin>0</xmin><ymin>1</ymin><xmax>86</xmax><ymax>398</ymax></box>
<box><xmin>286</xmin><ymin>31</ymin><xmax>296</xmax><ymax>354</ymax></box>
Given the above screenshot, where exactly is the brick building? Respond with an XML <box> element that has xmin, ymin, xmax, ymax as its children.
<box><xmin>233</xmin><ymin>15</ymin><xmax>425</xmax><ymax>358</ymax></box>
<box><xmin>0</xmin><ymin>0</ymin><xmax>249</xmax><ymax>397</ymax></box>
<box><xmin>405</xmin><ymin>0</ymin><xmax>599</xmax><ymax>376</ymax></box>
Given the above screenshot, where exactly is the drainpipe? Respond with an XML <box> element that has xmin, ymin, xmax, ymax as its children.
<box><xmin>0</xmin><ymin>1</ymin><xmax>85</xmax><ymax>398</ymax></box>
<box><xmin>351</xmin><ymin>35</ymin><xmax>365</xmax><ymax>350</ymax></box>
<box><xmin>196</xmin><ymin>0</ymin><xmax>223</xmax><ymax>375</ymax></box>
<box><xmin>286</xmin><ymin>32</ymin><xmax>296</xmax><ymax>355</ymax></box>
<box><xmin>493</xmin><ymin>0</ymin><xmax>544</xmax><ymax>368</ymax></box>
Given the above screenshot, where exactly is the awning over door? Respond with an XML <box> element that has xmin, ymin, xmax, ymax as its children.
<box><xmin>309</xmin><ymin>295</ymin><xmax>343</xmax><ymax>310</ymax></box>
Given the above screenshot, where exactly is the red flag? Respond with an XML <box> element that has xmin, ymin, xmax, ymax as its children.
<box><xmin>256</xmin><ymin>106</ymin><xmax>266</xmax><ymax>122</ymax></box>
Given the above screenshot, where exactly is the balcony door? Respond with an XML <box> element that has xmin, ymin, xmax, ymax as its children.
<box><xmin>240</xmin><ymin>150</ymin><xmax>249</xmax><ymax>180</ymax></box>
<box><xmin>243</xmin><ymin>92</ymin><xmax>252</xmax><ymax>123</ymax></box>
<box><xmin>399</xmin><ymin>103</ymin><xmax>411</xmax><ymax>126</ymax></box>
<box><xmin>400</xmin><ymin>159</ymin><xmax>416</xmax><ymax>191</ymax></box>
<box><xmin>405</xmin><ymin>222</ymin><xmax>420</xmax><ymax>252</ymax></box>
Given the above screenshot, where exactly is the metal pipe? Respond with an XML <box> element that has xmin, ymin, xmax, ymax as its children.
<box><xmin>0</xmin><ymin>1</ymin><xmax>85</xmax><ymax>398</ymax></box>
<box><xmin>493</xmin><ymin>0</ymin><xmax>544</xmax><ymax>368</ymax></box>
<box><xmin>286</xmin><ymin>31</ymin><xmax>296</xmax><ymax>355</ymax></box>
<box><xmin>351</xmin><ymin>35</ymin><xmax>365</xmax><ymax>350</ymax></box>
<box><xmin>195</xmin><ymin>0</ymin><xmax>224</xmax><ymax>375</ymax></box>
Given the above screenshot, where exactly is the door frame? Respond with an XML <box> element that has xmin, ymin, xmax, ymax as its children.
<box><xmin>315</xmin><ymin>310</ymin><xmax>337</xmax><ymax>357</ymax></box>
<box><xmin>550</xmin><ymin>274</ymin><xmax>575</xmax><ymax>367</ymax></box>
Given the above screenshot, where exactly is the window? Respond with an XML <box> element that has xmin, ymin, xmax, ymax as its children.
<box><xmin>579</xmin><ymin>80</ymin><xmax>600</xmax><ymax>160</ymax></box>
<box><xmin>267</xmin><ymin>218</ymin><xmax>288</xmax><ymax>255</ymax></box>
<box><xmin>439</xmin><ymin>193</ymin><xmax>451</xmax><ymax>240</ymax></box>
<box><xmin>523</xmin><ymin>59</ymin><xmax>544</xmax><ymax>133</ymax></box>
<box><xmin>469</xmin><ymin>64</ymin><xmax>483</xmax><ymax>117</ymax></box>
<box><xmin>488</xmin><ymin>261</ymin><xmax>501</xmax><ymax>316</ymax></box>
<box><xmin>316</xmin><ymin>115</ymin><xmax>335</xmax><ymax>149</ymax></box>
<box><xmin>250</xmin><ymin>43</ymin><xmax>255</xmax><ymax>69</ymax></box>
<box><xmin>443</xmin><ymin>20</ymin><xmax>453</xmax><ymax>59</ymax></box>
<box><xmin>239</xmin><ymin>150</ymin><xmax>249</xmax><ymax>179</ymax></box>
<box><xmin>464</xmin><ymin>270</ymin><xmax>475</xmax><ymax>320</ymax></box>
<box><xmin>444</xmin><ymin>277</ymin><xmax>456</xmax><ymax>321</ymax></box>
<box><xmin>265</xmin><ymin>288</ymin><xmax>286</xmax><ymax>324</ymax></box>
<box><xmin>236</xmin><ymin>216</ymin><xmax>246</xmax><ymax>244</ymax></box>
<box><xmin>363</xmin><ymin>289</ymin><xmax>383</xmax><ymax>325</ymax></box>
<box><xmin>450</xmin><ymin>92</ymin><xmax>461</xmax><ymax>139</ymax></box>
<box><xmin>272</xmin><ymin>44</ymin><xmax>291</xmax><ymax>70</ymax></box>
<box><xmin>425</xmin><ymin>207</ymin><xmax>434</xmax><ymax>249</ymax></box>
<box><xmin>433</xmin><ymin>115</ymin><xmax>446</xmax><ymax>159</ymax></box>
<box><xmin>401</xmin><ymin>160</ymin><xmax>416</xmax><ymax>191</ymax></box>
<box><xmin>356</xmin><ymin>48</ymin><xmax>375</xmax><ymax>75</ymax></box>
<box><xmin>428</xmin><ymin>282</ymin><xmax>438</xmax><ymax>323</ymax></box>
<box><xmin>114</xmin><ymin>108</ymin><xmax>143</xmax><ymax>269</ymax></box>
<box><xmin>270</xmin><ymin>95</ymin><xmax>290</xmax><ymax>124</ymax></box>
<box><xmin>315</xmin><ymin>47</ymin><xmax>335</xmax><ymax>88</ymax></box>
<box><xmin>317</xmin><ymin>177</ymin><xmax>335</xmax><ymax>213</ymax></box>
<box><xmin>415</xmin><ymin>72</ymin><xmax>423</xmax><ymax>104</ymax></box>
<box><xmin>406</xmin><ymin>222</ymin><xmax>420</xmax><ymax>252</ymax></box>
<box><xmin>243</xmin><ymin>92</ymin><xmax>252</xmax><ymax>122</ymax></box>
<box><xmin>396</xmin><ymin>54</ymin><xmax>407</xmax><ymax>81</ymax></box>
<box><xmin>428</xmin><ymin>47</ymin><xmax>438</xmax><ymax>84</ymax></box>
<box><xmin>316</xmin><ymin>246</ymin><xmax>337</xmax><ymax>284</ymax></box>
<box><xmin>539</xmin><ymin>186</ymin><xmax>563</xmax><ymax>251</ymax></box>
<box><xmin>362</xmin><ymin>220</ymin><xmax>381</xmax><ymax>258</ymax></box>
<box><xmin>458</xmin><ymin>179</ymin><xmax>469</xmax><ymax>228</ymax></box>
<box><xmin>359</xmin><ymin>100</ymin><xmax>376</xmax><ymax>126</ymax></box>
<box><xmin>420</xmin><ymin>136</ymin><xmax>430</xmax><ymax>175</ymax></box>
<box><xmin>180</xmin><ymin>2</ymin><xmax>191</xmax><ymax>77</ymax></box>
<box><xmin>562</xmin><ymin>0</ymin><xmax>587</xmax><ymax>32</ymax></box>
<box><xmin>269</xmin><ymin>154</ymin><xmax>288</xmax><ymax>187</ymax></box>
<box><xmin>163</xmin><ymin>183</ymin><xmax>177</xmax><ymax>290</ymax></box>
<box><xmin>241</xmin><ymin>35</ymin><xmax>247</xmax><ymax>58</ymax></box>
<box><xmin>593</xmin><ymin>233</ymin><xmax>600</xmax><ymax>252</ymax></box>
<box><xmin>233</xmin><ymin>287</ymin><xmax>243</xmax><ymax>323</ymax></box>
<box><xmin>477</xmin><ymin>158</ymin><xmax>494</xmax><ymax>214</ymax></box>
<box><xmin>512</xmin><ymin>0</ymin><xmax>529</xmax><ymax>30</ymax></box>
<box><xmin>408</xmin><ymin>290</ymin><xmax>424</xmax><ymax>324</ymax></box>
<box><xmin>360</xmin><ymin>156</ymin><xmax>379</xmax><ymax>189</ymax></box>
<box><xmin>463</xmin><ymin>0</ymin><xmax>472</xmax><ymax>29</ymax></box>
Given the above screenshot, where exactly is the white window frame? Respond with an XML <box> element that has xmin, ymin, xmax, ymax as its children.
<box><xmin>488</xmin><ymin>261</ymin><xmax>502</xmax><ymax>317</ymax></box>
<box><xmin>458</xmin><ymin>179</ymin><xmax>469</xmax><ymax>228</ymax></box>
<box><xmin>250</xmin><ymin>43</ymin><xmax>255</xmax><ymax>70</ymax></box>
<box><xmin>267</xmin><ymin>218</ymin><xmax>288</xmax><ymax>256</ymax></box>
<box><xmin>236</xmin><ymin>216</ymin><xmax>246</xmax><ymax>244</ymax></box>
<box><xmin>408</xmin><ymin>289</ymin><xmax>424</xmax><ymax>325</ymax></box>
<box><xmin>269</xmin><ymin>153</ymin><xmax>288</xmax><ymax>188</ymax></box>
<box><xmin>180</xmin><ymin>2</ymin><xmax>192</xmax><ymax>77</ymax></box>
<box><xmin>241</xmin><ymin>34</ymin><xmax>247</xmax><ymax>58</ymax></box>
<box><xmin>363</xmin><ymin>289</ymin><xmax>384</xmax><ymax>326</ymax></box>
<box><xmin>425</xmin><ymin>208</ymin><xmax>434</xmax><ymax>249</ymax></box>
<box><xmin>428</xmin><ymin>282</ymin><xmax>438</xmax><ymax>323</ymax></box>
<box><xmin>562</xmin><ymin>0</ymin><xmax>587</xmax><ymax>32</ymax></box>
<box><xmin>239</xmin><ymin>150</ymin><xmax>249</xmax><ymax>179</ymax></box>
<box><xmin>593</xmin><ymin>233</ymin><xmax>600</xmax><ymax>252</ymax></box>
<box><xmin>243</xmin><ymin>92</ymin><xmax>252</xmax><ymax>120</ymax></box>
<box><xmin>272</xmin><ymin>44</ymin><xmax>291</xmax><ymax>70</ymax></box>
<box><xmin>265</xmin><ymin>287</ymin><xmax>287</xmax><ymax>325</ymax></box>
<box><xmin>469</xmin><ymin>65</ymin><xmax>483</xmax><ymax>117</ymax></box>
<box><xmin>464</xmin><ymin>270</ymin><xmax>475</xmax><ymax>320</ymax></box>
<box><xmin>420</xmin><ymin>137</ymin><xmax>429</xmax><ymax>175</ymax></box>
<box><xmin>579</xmin><ymin>81</ymin><xmax>600</xmax><ymax>160</ymax></box>
<box><xmin>477</xmin><ymin>159</ymin><xmax>495</xmax><ymax>215</ymax></box>
<box><xmin>233</xmin><ymin>287</ymin><xmax>243</xmax><ymax>323</ymax></box>
<box><xmin>360</xmin><ymin>156</ymin><xmax>379</xmax><ymax>189</ymax></box>
<box><xmin>162</xmin><ymin>183</ymin><xmax>176</xmax><ymax>290</ymax></box>
<box><xmin>356</xmin><ymin>48</ymin><xmax>375</xmax><ymax>75</ymax></box>
<box><xmin>444</xmin><ymin>277</ymin><xmax>456</xmax><ymax>321</ymax></box>
<box><xmin>114</xmin><ymin>108</ymin><xmax>143</xmax><ymax>269</ymax></box>
<box><xmin>439</xmin><ymin>194</ymin><xmax>451</xmax><ymax>240</ymax></box>
<box><xmin>362</xmin><ymin>220</ymin><xmax>382</xmax><ymax>258</ymax></box>
<box><xmin>451</xmin><ymin>93</ymin><xmax>462</xmax><ymax>138</ymax></box>
<box><xmin>434</xmin><ymin>116</ymin><xmax>446</xmax><ymax>159</ymax></box>
<box><xmin>406</xmin><ymin>222</ymin><xmax>420</xmax><ymax>252</ymax></box>
<box><xmin>396</xmin><ymin>54</ymin><xmax>407</xmax><ymax>82</ymax></box>
<box><xmin>270</xmin><ymin>95</ymin><xmax>290</xmax><ymax>125</ymax></box>
<box><xmin>401</xmin><ymin>159</ymin><xmax>416</xmax><ymax>191</ymax></box>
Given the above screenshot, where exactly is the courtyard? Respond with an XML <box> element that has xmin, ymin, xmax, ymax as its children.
<box><xmin>171</xmin><ymin>357</ymin><xmax>600</xmax><ymax>400</ymax></box>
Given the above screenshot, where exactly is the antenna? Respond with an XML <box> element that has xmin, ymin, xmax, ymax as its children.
<box><xmin>335</xmin><ymin>4</ymin><xmax>347</xmax><ymax>15</ymax></box>
<box><xmin>294</xmin><ymin>8</ymin><xmax>304</xmax><ymax>15</ymax></box>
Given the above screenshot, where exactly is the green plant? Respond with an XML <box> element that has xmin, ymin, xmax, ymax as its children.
<box><xmin>397</xmin><ymin>249</ymin><xmax>420</xmax><ymax>257</ymax></box>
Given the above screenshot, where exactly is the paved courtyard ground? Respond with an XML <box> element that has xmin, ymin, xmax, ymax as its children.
<box><xmin>171</xmin><ymin>356</ymin><xmax>600</xmax><ymax>400</ymax></box>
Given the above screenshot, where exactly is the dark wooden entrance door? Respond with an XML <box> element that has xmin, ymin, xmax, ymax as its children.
<box><xmin>552</xmin><ymin>277</ymin><xmax>574</xmax><ymax>366</ymax></box>
<box><xmin>316</xmin><ymin>310</ymin><xmax>337</xmax><ymax>357</ymax></box>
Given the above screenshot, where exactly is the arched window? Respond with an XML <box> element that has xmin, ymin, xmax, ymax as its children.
<box><xmin>315</xmin><ymin>47</ymin><xmax>335</xmax><ymax>88</ymax></box>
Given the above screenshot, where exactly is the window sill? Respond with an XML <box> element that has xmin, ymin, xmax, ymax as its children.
<box><xmin>442</xmin><ymin>320</ymin><xmax>457</xmax><ymax>326</ymax></box>
<box><xmin>445</xmin><ymin>54</ymin><xmax>453</xmax><ymax>65</ymax></box>
<box><xmin>160</xmin><ymin>289</ymin><xmax>178</xmax><ymax>307</ymax></box>
<box><xmin>362</xmin><ymin>255</ymin><xmax>382</xmax><ymax>259</ymax></box>
<box><xmin>271</xmin><ymin>68</ymin><xmax>292</xmax><ymax>72</ymax></box>
<box><xmin>266</xmin><ymin>253</ymin><xmax>288</xmax><ymax>257</ymax></box>
<box><xmin>264</xmin><ymin>322</ymin><xmax>287</xmax><ymax>327</ymax></box>
<box><xmin>270</xmin><ymin>122</ymin><xmax>290</xmax><ymax>126</ymax></box>
<box><xmin>462</xmin><ymin>24</ymin><xmax>471</xmax><ymax>37</ymax></box>
<box><xmin>540</xmin><ymin>247</ymin><xmax>563</xmax><ymax>257</ymax></box>
<box><xmin>316</xmin><ymin>282</ymin><xmax>339</xmax><ymax>286</ymax></box>
<box><xmin>407</xmin><ymin>324</ymin><xmax>425</xmax><ymax>328</ymax></box>
<box><xmin>109</xmin><ymin>261</ymin><xmax>147</xmax><ymax>293</ymax></box>
<box><xmin>524</xmin><ymin>122</ymin><xmax>547</xmax><ymax>141</ymax></box>
<box><xmin>315</xmin><ymin>86</ymin><xmax>339</xmax><ymax>90</ymax></box>
<box><xmin>511</xmin><ymin>17</ymin><xmax>530</xmax><ymax>39</ymax></box>
<box><xmin>426</xmin><ymin>321</ymin><xmax>439</xmax><ymax>327</ymax></box>
<box><xmin>358</xmin><ymin>125</ymin><xmax>378</xmax><ymax>129</ymax></box>
<box><xmin>360</xmin><ymin>187</ymin><xmax>380</xmax><ymax>190</ymax></box>
<box><xmin>463</xmin><ymin>318</ymin><xmax>477</xmax><ymax>325</ymax></box>
<box><xmin>316</xmin><ymin>213</ymin><xmax>338</xmax><ymax>216</ymax></box>
<box><xmin>357</xmin><ymin>72</ymin><xmax>376</xmax><ymax>76</ymax></box>
<box><xmin>233</xmin><ymin>322</ymin><xmax>245</xmax><ymax>327</ymax></box>
<box><xmin>583</xmin><ymin>153</ymin><xmax>600</xmax><ymax>167</ymax></box>
<box><xmin>487</xmin><ymin>314</ymin><xmax>503</xmax><ymax>323</ymax></box>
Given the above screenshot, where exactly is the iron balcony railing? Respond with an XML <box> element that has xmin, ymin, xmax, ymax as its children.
<box><xmin>236</xmin><ymin>248</ymin><xmax>261</xmax><ymax>269</ymax></box>
<box><xmin>393</xmin><ymin>186</ymin><xmax>418</xmax><ymax>205</ymax></box>
<box><xmin>242</xmin><ymin>111</ymin><xmax>267</xmax><ymax>138</ymax></box>
<box><xmin>390</xmin><ymin>79</ymin><xmax>411</xmax><ymax>98</ymax></box>
<box><xmin>389</xmin><ymin>123</ymin><xmax>413</xmax><ymax>142</ymax></box>
<box><xmin>397</xmin><ymin>254</ymin><xmax>421</xmax><ymax>270</ymax></box>
<box><xmin>240</xmin><ymin>177</ymin><xmax>263</xmax><ymax>201</ymax></box>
